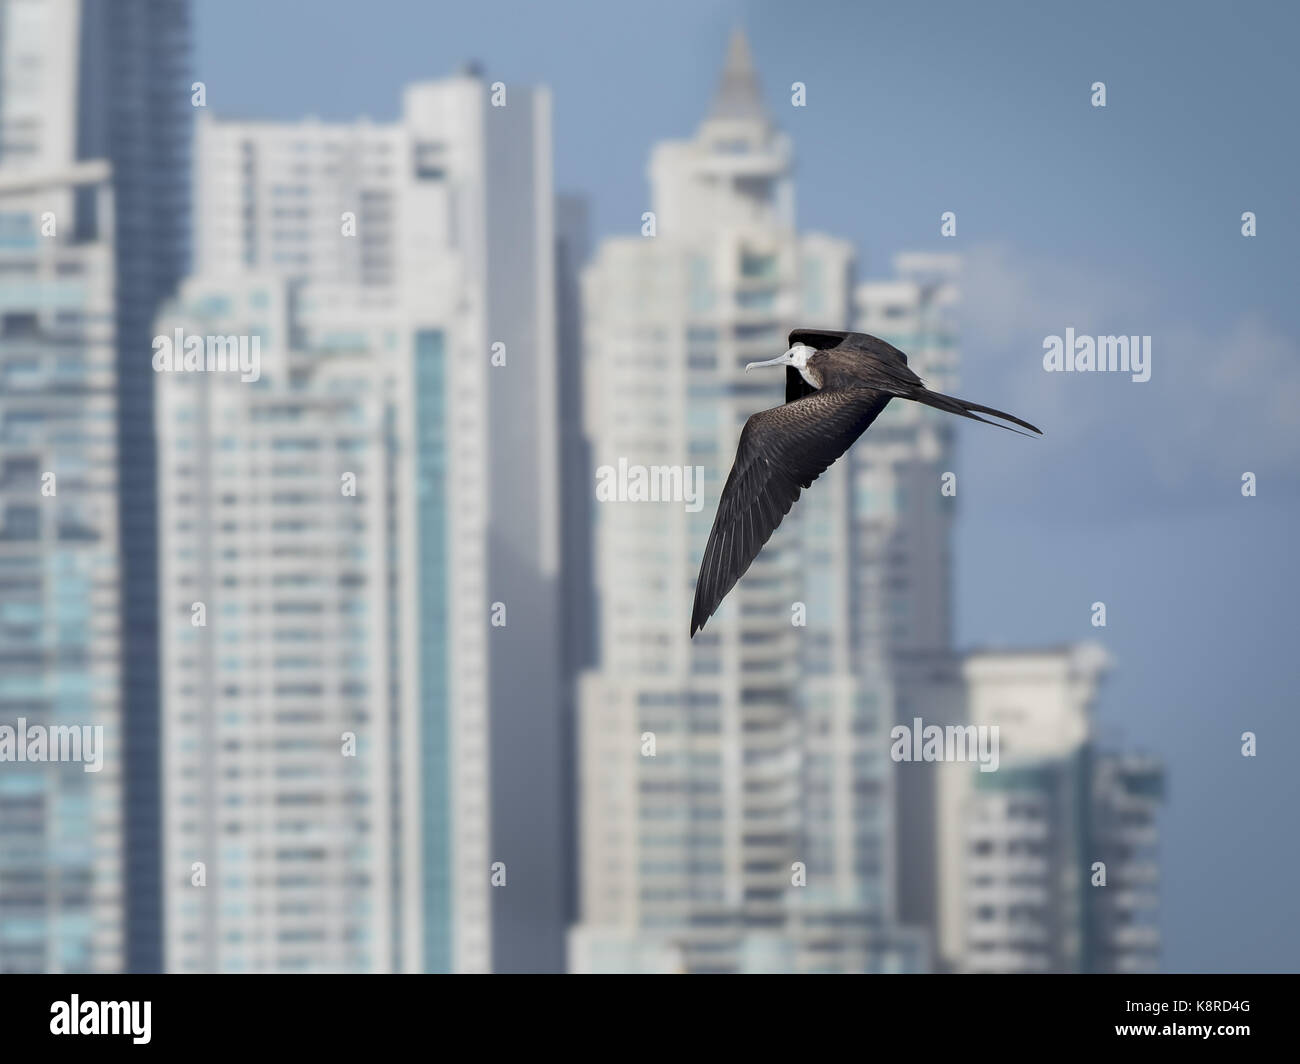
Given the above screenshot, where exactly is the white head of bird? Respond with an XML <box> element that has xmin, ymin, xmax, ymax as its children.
<box><xmin>746</xmin><ymin>343</ymin><xmax>817</xmax><ymax>386</ymax></box>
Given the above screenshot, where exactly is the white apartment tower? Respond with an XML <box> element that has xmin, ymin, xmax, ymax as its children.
<box><xmin>156</xmin><ymin>277</ymin><xmax>401</xmax><ymax>972</ymax></box>
<box><xmin>160</xmin><ymin>72</ymin><xmax>564</xmax><ymax>972</ymax></box>
<box><xmin>572</xmin><ymin>30</ymin><xmax>925</xmax><ymax>973</ymax></box>
<box><xmin>945</xmin><ymin>646</ymin><xmax>1163</xmax><ymax>973</ymax></box>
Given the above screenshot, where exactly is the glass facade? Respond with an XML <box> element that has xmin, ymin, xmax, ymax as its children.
<box><xmin>0</xmin><ymin>176</ymin><xmax>120</xmax><ymax>972</ymax></box>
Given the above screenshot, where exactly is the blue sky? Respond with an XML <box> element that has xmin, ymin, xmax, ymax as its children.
<box><xmin>196</xmin><ymin>0</ymin><xmax>1300</xmax><ymax>971</ymax></box>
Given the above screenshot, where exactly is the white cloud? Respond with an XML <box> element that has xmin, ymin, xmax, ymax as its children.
<box><xmin>952</xmin><ymin>244</ymin><xmax>1300</xmax><ymax>513</ymax></box>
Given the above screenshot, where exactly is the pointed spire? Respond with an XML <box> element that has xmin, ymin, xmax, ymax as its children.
<box><xmin>708</xmin><ymin>27</ymin><xmax>768</xmax><ymax>122</ymax></box>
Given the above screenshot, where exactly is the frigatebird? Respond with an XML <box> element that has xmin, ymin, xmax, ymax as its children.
<box><xmin>690</xmin><ymin>329</ymin><xmax>1041</xmax><ymax>637</ymax></box>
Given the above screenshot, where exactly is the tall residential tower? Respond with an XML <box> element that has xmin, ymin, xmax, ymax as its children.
<box><xmin>0</xmin><ymin>0</ymin><xmax>191</xmax><ymax>973</ymax></box>
<box><xmin>571</xmin><ymin>30</ymin><xmax>925</xmax><ymax>974</ymax></box>
<box><xmin>160</xmin><ymin>72</ymin><xmax>566</xmax><ymax>972</ymax></box>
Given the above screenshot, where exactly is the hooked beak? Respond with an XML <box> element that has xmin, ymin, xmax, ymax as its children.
<box><xmin>745</xmin><ymin>349</ymin><xmax>794</xmax><ymax>372</ymax></box>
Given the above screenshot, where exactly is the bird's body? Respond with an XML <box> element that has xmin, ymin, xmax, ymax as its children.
<box><xmin>690</xmin><ymin>329</ymin><xmax>1041</xmax><ymax>637</ymax></box>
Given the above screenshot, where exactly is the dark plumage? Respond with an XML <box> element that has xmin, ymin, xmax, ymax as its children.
<box><xmin>690</xmin><ymin>329</ymin><xmax>1041</xmax><ymax>637</ymax></box>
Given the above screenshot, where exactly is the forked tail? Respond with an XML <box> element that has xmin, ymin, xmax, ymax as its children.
<box><xmin>904</xmin><ymin>387</ymin><xmax>1042</xmax><ymax>437</ymax></box>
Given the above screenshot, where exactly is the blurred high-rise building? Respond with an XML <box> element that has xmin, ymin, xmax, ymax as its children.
<box><xmin>0</xmin><ymin>162</ymin><xmax>119</xmax><ymax>973</ymax></box>
<box><xmin>946</xmin><ymin>647</ymin><xmax>1163</xmax><ymax>973</ymax></box>
<box><xmin>571</xmin><ymin>29</ymin><xmax>926</xmax><ymax>973</ymax></box>
<box><xmin>0</xmin><ymin>0</ymin><xmax>191</xmax><ymax>972</ymax></box>
<box><xmin>1087</xmin><ymin>749</ymin><xmax>1163</xmax><ymax>972</ymax></box>
<box><xmin>156</xmin><ymin>276</ymin><xmax>407</xmax><ymax>972</ymax></box>
<box><xmin>159</xmin><ymin>72</ymin><xmax>566</xmax><ymax>972</ymax></box>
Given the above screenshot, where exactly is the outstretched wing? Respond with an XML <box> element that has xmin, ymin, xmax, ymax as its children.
<box><xmin>690</xmin><ymin>388</ymin><xmax>891</xmax><ymax>636</ymax></box>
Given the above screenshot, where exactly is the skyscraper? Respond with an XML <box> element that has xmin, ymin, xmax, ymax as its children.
<box><xmin>156</xmin><ymin>275</ymin><xmax>408</xmax><ymax>972</ymax></box>
<box><xmin>951</xmin><ymin>646</ymin><xmax>1163</xmax><ymax>973</ymax></box>
<box><xmin>161</xmin><ymin>71</ymin><xmax>565</xmax><ymax>972</ymax></box>
<box><xmin>1088</xmin><ymin>749</ymin><xmax>1163</xmax><ymax>972</ymax></box>
<box><xmin>571</xmin><ymin>30</ymin><xmax>925</xmax><ymax>973</ymax></box>
<box><xmin>0</xmin><ymin>161</ymin><xmax>120</xmax><ymax>973</ymax></box>
<box><xmin>76</xmin><ymin>0</ymin><xmax>193</xmax><ymax>973</ymax></box>
<box><xmin>0</xmin><ymin>0</ymin><xmax>191</xmax><ymax>973</ymax></box>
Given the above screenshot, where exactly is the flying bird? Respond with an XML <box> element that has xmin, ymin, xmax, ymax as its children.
<box><xmin>690</xmin><ymin>329</ymin><xmax>1041</xmax><ymax>637</ymax></box>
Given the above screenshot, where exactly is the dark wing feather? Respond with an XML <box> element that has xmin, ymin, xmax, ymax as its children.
<box><xmin>690</xmin><ymin>388</ymin><xmax>891</xmax><ymax>636</ymax></box>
